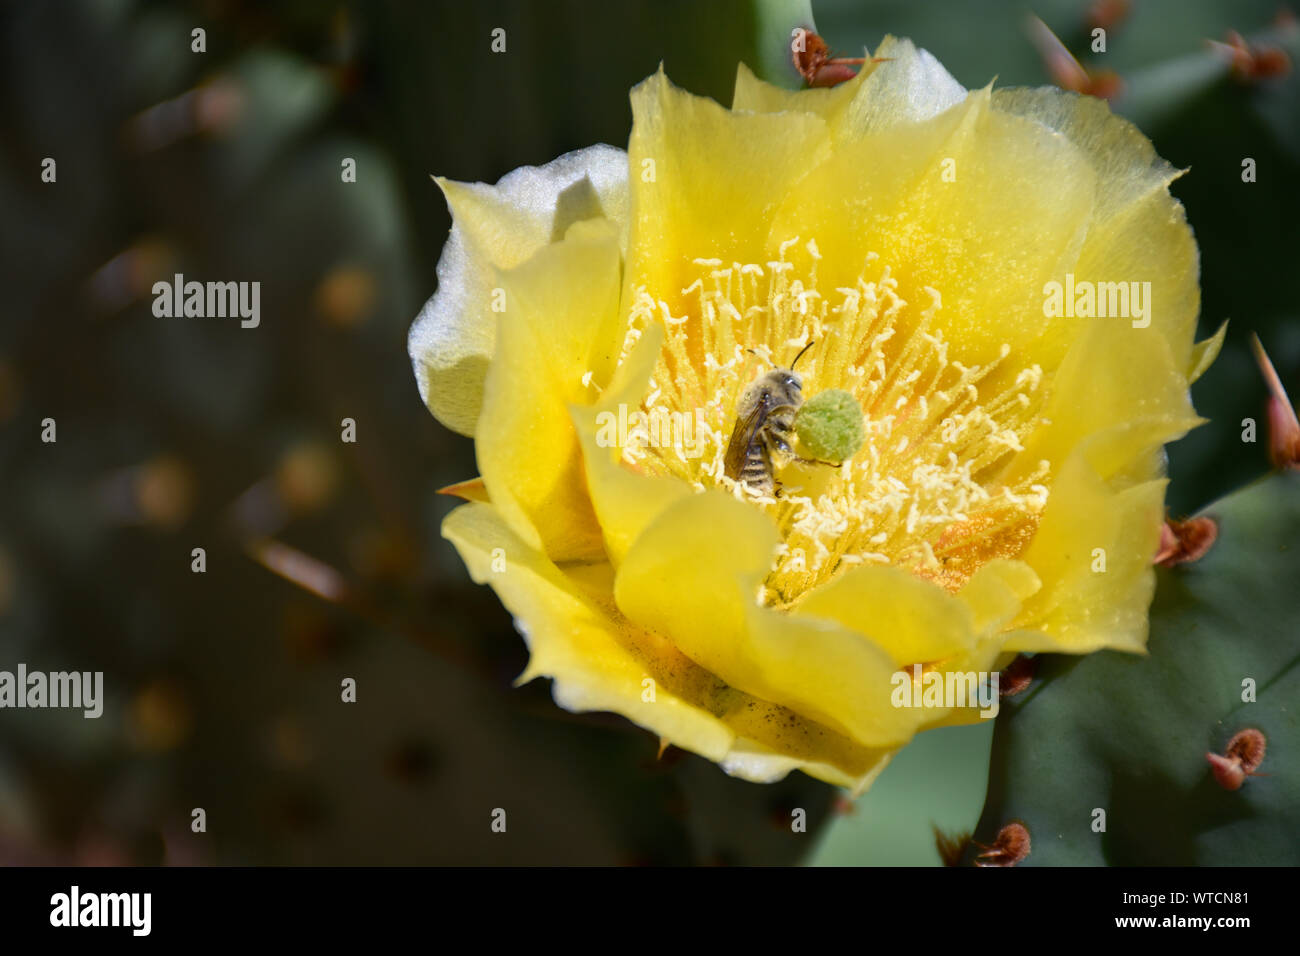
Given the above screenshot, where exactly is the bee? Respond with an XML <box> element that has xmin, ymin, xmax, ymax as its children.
<box><xmin>724</xmin><ymin>342</ymin><xmax>815</xmax><ymax>496</ymax></box>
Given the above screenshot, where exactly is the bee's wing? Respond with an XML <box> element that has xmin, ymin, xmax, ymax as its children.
<box><xmin>724</xmin><ymin>398</ymin><xmax>768</xmax><ymax>480</ymax></box>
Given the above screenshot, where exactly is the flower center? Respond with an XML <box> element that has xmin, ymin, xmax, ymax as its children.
<box><xmin>612</xmin><ymin>238</ymin><xmax>1051</xmax><ymax>608</ymax></box>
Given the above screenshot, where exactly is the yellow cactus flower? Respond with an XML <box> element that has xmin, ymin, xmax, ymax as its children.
<box><xmin>409</xmin><ymin>37</ymin><xmax>1224</xmax><ymax>792</ymax></box>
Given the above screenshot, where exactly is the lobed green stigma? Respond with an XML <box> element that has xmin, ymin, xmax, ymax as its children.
<box><xmin>795</xmin><ymin>389</ymin><xmax>865</xmax><ymax>463</ymax></box>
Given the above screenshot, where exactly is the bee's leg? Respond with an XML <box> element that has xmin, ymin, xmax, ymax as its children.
<box><xmin>751</xmin><ymin>433</ymin><xmax>786</xmax><ymax>496</ymax></box>
<box><xmin>763</xmin><ymin>433</ymin><xmax>802</xmax><ymax>471</ymax></box>
<box><xmin>766</xmin><ymin>432</ymin><xmax>839</xmax><ymax>469</ymax></box>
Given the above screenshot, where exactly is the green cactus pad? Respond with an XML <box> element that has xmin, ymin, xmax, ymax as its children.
<box><xmin>795</xmin><ymin>389</ymin><xmax>865</xmax><ymax>463</ymax></box>
<box><xmin>966</xmin><ymin>471</ymin><xmax>1300</xmax><ymax>865</ymax></box>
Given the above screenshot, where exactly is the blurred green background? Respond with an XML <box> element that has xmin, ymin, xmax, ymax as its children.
<box><xmin>0</xmin><ymin>0</ymin><xmax>1296</xmax><ymax>864</ymax></box>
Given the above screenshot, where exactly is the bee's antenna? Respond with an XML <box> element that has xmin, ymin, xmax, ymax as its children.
<box><xmin>790</xmin><ymin>340</ymin><xmax>815</xmax><ymax>371</ymax></box>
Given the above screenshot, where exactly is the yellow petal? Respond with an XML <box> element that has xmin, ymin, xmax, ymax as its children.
<box><xmin>409</xmin><ymin>145</ymin><xmax>628</xmax><ymax>435</ymax></box>
<box><xmin>839</xmin><ymin>36</ymin><xmax>967</xmax><ymax>135</ymax></box>
<box><xmin>436</xmin><ymin>476</ymin><xmax>490</xmax><ymax>503</ymax></box>
<box><xmin>1012</xmin><ymin>448</ymin><xmax>1166</xmax><ymax>654</ymax></box>
<box><xmin>719</xmin><ymin>739</ymin><xmax>894</xmax><ymax>794</ymax></box>
<box><xmin>476</xmin><ymin>220</ymin><xmax>622</xmax><ymax>561</ymax></box>
<box><xmin>795</xmin><ymin>564</ymin><xmax>976</xmax><ymax>665</ymax></box>
<box><xmin>625</xmin><ymin>67</ymin><xmax>831</xmax><ymax>319</ymax></box>
<box><xmin>1005</xmin><ymin>314</ymin><xmax>1202</xmax><ymax>489</ymax></box>
<box><xmin>1189</xmin><ymin>320</ymin><xmax>1228</xmax><ymax>384</ymax></box>
<box><xmin>731</xmin><ymin>37</ymin><xmax>965</xmax><ymax>141</ymax></box>
<box><xmin>768</xmin><ymin>86</ymin><xmax>1098</xmax><ymax>383</ymax></box>
<box><xmin>612</xmin><ymin>489</ymin><xmax>778</xmax><ymax>682</ymax></box>
<box><xmin>992</xmin><ymin>87</ymin><xmax>1201</xmax><ymax>370</ymax></box>
<box><xmin>614</xmin><ymin>491</ymin><xmax>918</xmax><ymax>747</ymax></box>
<box><xmin>1069</xmin><ymin>187</ymin><xmax>1200</xmax><ymax>372</ymax></box>
<box><xmin>991</xmin><ymin>88</ymin><xmax>1179</xmax><ymax>225</ymax></box>
<box><xmin>569</xmin><ymin>323</ymin><xmax>692</xmax><ymax>567</ymax></box>
<box><xmin>743</xmin><ymin>601</ymin><xmax>921</xmax><ymax>747</ymax></box>
<box><xmin>957</xmin><ymin>559</ymin><xmax>1042</xmax><ymax>636</ymax></box>
<box><xmin>442</xmin><ymin>501</ymin><xmax>735</xmax><ymax>759</ymax></box>
<box><xmin>731</xmin><ymin>59</ymin><xmax>871</xmax><ymax>126</ymax></box>
<box><xmin>445</xmin><ymin>501</ymin><xmax>892</xmax><ymax>787</ymax></box>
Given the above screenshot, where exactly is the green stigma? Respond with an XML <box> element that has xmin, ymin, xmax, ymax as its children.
<box><xmin>795</xmin><ymin>389</ymin><xmax>865</xmax><ymax>463</ymax></box>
